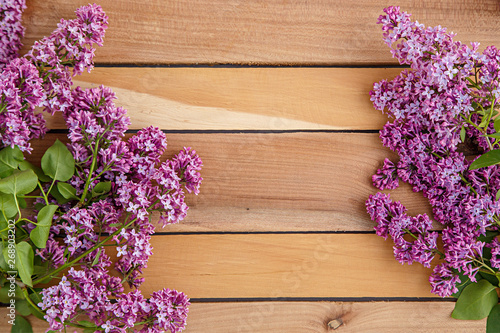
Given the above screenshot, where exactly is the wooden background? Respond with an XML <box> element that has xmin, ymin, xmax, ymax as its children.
<box><xmin>2</xmin><ymin>0</ymin><xmax>500</xmax><ymax>331</ymax></box>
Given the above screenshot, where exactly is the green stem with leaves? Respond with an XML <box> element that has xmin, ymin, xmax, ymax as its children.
<box><xmin>32</xmin><ymin>217</ymin><xmax>137</xmax><ymax>285</ymax></box>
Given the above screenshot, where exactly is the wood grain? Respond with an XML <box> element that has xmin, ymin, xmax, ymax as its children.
<box><xmin>0</xmin><ymin>302</ymin><xmax>485</xmax><ymax>332</ymax></box>
<box><xmin>20</xmin><ymin>0</ymin><xmax>500</xmax><ymax>65</ymax></box>
<box><xmin>139</xmin><ymin>234</ymin><xmax>435</xmax><ymax>298</ymax></box>
<box><xmin>187</xmin><ymin>302</ymin><xmax>483</xmax><ymax>333</ymax></box>
<box><xmin>40</xmin><ymin>67</ymin><xmax>399</xmax><ymax>131</ymax></box>
<box><xmin>28</xmin><ymin>132</ymin><xmax>433</xmax><ymax>232</ymax></box>
<box><xmin>6</xmin><ymin>1</ymin><xmax>496</xmax><ymax>332</ymax></box>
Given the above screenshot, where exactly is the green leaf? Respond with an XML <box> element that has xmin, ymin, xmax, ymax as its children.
<box><xmin>32</xmin><ymin>265</ymin><xmax>47</xmax><ymax>276</ymax></box>
<box><xmin>48</xmin><ymin>185</ymin><xmax>71</xmax><ymax>205</ymax></box>
<box><xmin>487</xmin><ymin>304</ymin><xmax>500</xmax><ymax>333</ymax></box>
<box><xmin>15</xmin><ymin>242</ymin><xmax>34</xmax><ymax>287</ymax></box>
<box><xmin>478</xmin><ymin>230</ymin><xmax>499</xmax><ymax>243</ymax></box>
<box><xmin>32</xmin><ymin>264</ymin><xmax>52</xmax><ymax>285</ymax></box>
<box><xmin>460</xmin><ymin>126</ymin><xmax>466</xmax><ymax>142</ymax></box>
<box><xmin>0</xmin><ymin>216</ymin><xmax>8</xmax><ymax>239</ymax></box>
<box><xmin>92</xmin><ymin>248</ymin><xmax>102</xmax><ymax>266</ymax></box>
<box><xmin>0</xmin><ymin>192</ymin><xmax>18</xmax><ymax>219</ymax></box>
<box><xmin>452</xmin><ymin>270</ymin><xmax>479</xmax><ymax>299</ymax></box>
<box><xmin>479</xmin><ymin>116</ymin><xmax>490</xmax><ymax>128</ymax></box>
<box><xmin>0</xmin><ymin>146</ymin><xmax>23</xmax><ymax>178</ymax></box>
<box><xmin>2</xmin><ymin>243</ymin><xmax>12</xmax><ymax>267</ymax></box>
<box><xmin>452</xmin><ymin>279</ymin><xmax>498</xmax><ymax>320</ymax></box>
<box><xmin>486</xmin><ymin>133</ymin><xmax>500</xmax><ymax>140</ymax></box>
<box><xmin>11</xmin><ymin>316</ymin><xmax>33</xmax><ymax>333</ymax></box>
<box><xmin>470</xmin><ymin>150</ymin><xmax>500</xmax><ymax>170</ymax></box>
<box><xmin>0</xmin><ymin>282</ymin><xmax>23</xmax><ymax>303</ymax></box>
<box><xmin>15</xmin><ymin>299</ymin><xmax>32</xmax><ymax>316</ymax></box>
<box><xmin>18</xmin><ymin>160</ymin><xmax>51</xmax><ymax>183</ymax></box>
<box><xmin>41</xmin><ymin>139</ymin><xmax>75</xmax><ymax>181</ymax></box>
<box><xmin>0</xmin><ymin>169</ymin><xmax>15</xmax><ymax>179</ymax></box>
<box><xmin>57</xmin><ymin>182</ymin><xmax>78</xmax><ymax>200</ymax></box>
<box><xmin>91</xmin><ymin>181</ymin><xmax>111</xmax><ymax>198</ymax></box>
<box><xmin>0</xmin><ymin>169</ymin><xmax>38</xmax><ymax>195</ymax></box>
<box><xmin>495</xmin><ymin>118</ymin><xmax>500</xmax><ymax>132</ymax></box>
<box><xmin>30</xmin><ymin>204</ymin><xmax>58</xmax><ymax>248</ymax></box>
<box><xmin>0</xmin><ymin>242</ymin><xmax>8</xmax><ymax>271</ymax></box>
<box><xmin>77</xmin><ymin>320</ymin><xmax>97</xmax><ymax>328</ymax></box>
<box><xmin>0</xmin><ymin>288</ymin><xmax>8</xmax><ymax>304</ymax></box>
<box><xmin>17</xmin><ymin>197</ymin><xmax>26</xmax><ymax>209</ymax></box>
<box><xmin>479</xmin><ymin>271</ymin><xmax>499</xmax><ymax>287</ymax></box>
<box><xmin>27</xmin><ymin>292</ymin><xmax>45</xmax><ymax>321</ymax></box>
<box><xmin>479</xmin><ymin>231</ymin><xmax>500</xmax><ymax>261</ymax></box>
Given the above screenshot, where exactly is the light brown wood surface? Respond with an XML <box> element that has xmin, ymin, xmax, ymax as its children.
<box><xmin>21</xmin><ymin>0</ymin><xmax>500</xmax><ymax>65</ymax></box>
<box><xmin>0</xmin><ymin>302</ymin><xmax>486</xmax><ymax>332</ymax></box>
<box><xmin>139</xmin><ymin>234</ymin><xmax>435</xmax><ymax>298</ymax></box>
<box><xmin>2</xmin><ymin>0</ymin><xmax>496</xmax><ymax>332</ymax></box>
<box><xmin>63</xmin><ymin>67</ymin><xmax>396</xmax><ymax>131</ymax></box>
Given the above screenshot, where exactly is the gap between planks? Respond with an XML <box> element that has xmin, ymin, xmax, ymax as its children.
<box><xmin>0</xmin><ymin>302</ymin><xmax>484</xmax><ymax>332</ymax></box>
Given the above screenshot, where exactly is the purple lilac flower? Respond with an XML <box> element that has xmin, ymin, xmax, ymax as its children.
<box><xmin>0</xmin><ymin>4</ymin><xmax>108</xmax><ymax>152</ymax></box>
<box><xmin>367</xmin><ymin>6</ymin><xmax>500</xmax><ymax>297</ymax></box>
<box><xmin>0</xmin><ymin>58</ymin><xmax>45</xmax><ymax>152</ymax></box>
<box><xmin>366</xmin><ymin>192</ymin><xmax>406</xmax><ymax>239</ymax></box>
<box><xmin>127</xmin><ymin>126</ymin><xmax>167</xmax><ymax>181</ymax></box>
<box><xmin>35</xmin><ymin>238</ymin><xmax>66</xmax><ymax>268</ymax></box>
<box><xmin>366</xmin><ymin>193</ymin><xmax>438</xmax><ymax>267</ymax></box>
<box><xmin>372</xmin><ymin>158</ymin><xmax>399</xmax><ymax>190</ymax></box>
<box><xmin>172</xmin><ymin>147</ymin><xmax>204</xmax><ymax>195</ymax></box>
<box><xmin>39</xmin><ymin>270</ymin><xmax>190</xmax><ymax>332</ymax></box>
<box><xmin>66</xmin><ymin>86</ymin><xmax>130</xmax><ymax>146</ymax></box>
<box><xmin>31</xmin><ymin>84</ymin><xmax>200</xmax><ymax>331</ymax></box>
<box><xmin>0</xmin><ymin>2</ymin><xmax>200</xmax><ymax>331</ymax></box>
<box><xmin>0</xmin><ymin>0</ymin><xmax>26</xmax><ymax>68</ymax></box>
<box><xmin>25</xmin><ymin>3</ymin><xmax>108</xmax><ymax>114</ymax></box>
<box><xmin>489</xmin><ymin>239</ymin><xmax>500</xmax><ymax>269</ymax></box>
<box><xmin>144</xmin><ymin>289</ymin><xmax>190</xmax><ymax>333</ymax></box>
<box><xmin>429</xmin><ymin>263</ymin><xmax>461</xmax><ymax>297</ymax></box>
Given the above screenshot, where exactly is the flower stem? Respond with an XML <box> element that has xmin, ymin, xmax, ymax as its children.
<box><xmin>78</xmin><ymin>138</ymin><xmax>101</xmax><ymax>204</ymax></box>
<box><xmin>32</xmin><ymin>217</ymin><xmax>137</xmax><ymax>285</ymax></box>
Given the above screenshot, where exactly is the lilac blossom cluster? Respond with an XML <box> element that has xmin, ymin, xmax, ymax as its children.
<box><xmin>0</xmin><ymin>3</ymin><xmax>201</xmax><ymax>332</ymax></box>
<box><xmin>0</xmin><ymin>58</ymin><xmax>44</xmax><ymax>151</ymax></box>
<box><xmin>32</xmin><ymin>76</ymin><xmax>201</xmax><ymax>333</ymax></box>
<box><xmin>25</xmin><ymin>3</ymin><xmax>108</xmax><ymax>115</ymax></box>
<box><xmin>38</xmin><ymin>269</ymin><xmax>190</xmax><ymax>333</ymax></box>
<box><xmin>0</xmin><ymin>3</ymin><xmax>107</xmax><ymax>152</ymax></box>
<box><xmin>34</xmin><ymin>83</ymin><xmax>200</xmax><ymax>332</ymax></box>
<box><xmin>367</xmin><ymin>6</ymin><xmax>500</xmax><ymax>298</ymax></box>
<box><xmin>0</xmin><ymin>0</ymin><xmax>25</xmax><ymax>67</ymax></box>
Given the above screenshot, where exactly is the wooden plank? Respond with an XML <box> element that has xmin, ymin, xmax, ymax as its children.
<box><xmin>187</xmin><ymin>302</ymin><xmax>483</xmax><ymax>333</ymax></box>
<box><xmin>21</xmin><ymin>0</ymin><xmax>500</xmax><ymax>65</ymax></box>
<box><xmin>139</xmin><ymin>234</ymin><xmax>436</xmax><ymax>298</ymax></box>
<box><xmin>0</xmin><ymin>302</ymin><xmax>485</xmax><ymax>332</ymax></box>
<box><xmin>29</xmin><ymin>133</ymin><xmax>433</xmax><ymax>232</ymax></box>
<box><xmin>39</xmin><ymin>67</ymin><xmax>396</xmax><ymax>131</ymax></box>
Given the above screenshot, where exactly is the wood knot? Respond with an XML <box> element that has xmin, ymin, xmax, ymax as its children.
<box><xmin>328</xmin><ymin>318</ymin><xmax>343</xmax><ymax>330</ymax></box>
